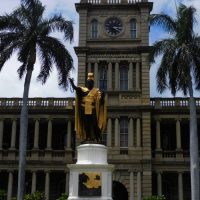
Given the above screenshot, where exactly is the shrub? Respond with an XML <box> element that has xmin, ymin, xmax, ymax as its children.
<box><xmin>56</xmin><ymin>193</ymin><xmax>68</xmax><ymax>200</ymax></box>
<box><xmin>24</xmin><ymin>192</ymin><xmax>45</xmax><ymax>200</ymax></box>
<box><xmin>0</xmin><ymin>190</ymin><xmax>6</xmax><ymax>200</ymax></box>
<box><xmin>143</xmin><ymin>195</ymin><xmax>166</xmax><ymax>200</ymax></box>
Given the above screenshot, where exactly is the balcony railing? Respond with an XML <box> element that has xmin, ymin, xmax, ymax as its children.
<box><xmin>162</xmin><ymin>150</ymin><xmax>176</xmax><ymax>158</ymax></box>
<box><xmin>0</xmin><ymin>98</ymin><xmax>75</xmax><ymax>109</ymax></box>
<box><xmin>0</xmin><ymin>149</ymin><xmax>70</xmax><ymax>161</ymax></box>
<box><xmin>81</xmin><ymin>0</ymin><xmax>147</xmax><ymax>4</ymax></box>
<box><xmin>1</xmin><ymin>97</ymin><xmax>200</xmax><ymax>109</ymax></box>
<box><xmin>151</xmin><ymin>98</ymin><xmax>200</xmax><ymax>108</ymax></box>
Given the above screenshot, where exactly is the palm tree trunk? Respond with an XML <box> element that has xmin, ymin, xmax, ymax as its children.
<box><xmin>188</xmin><ymin>74</ymin><xmax>200</xmax><ymax>200</ymax></box>
<box><xmin>17</xmin><ymin>67</ymin><xmax>33</xmax><ymax>200</ymax></box>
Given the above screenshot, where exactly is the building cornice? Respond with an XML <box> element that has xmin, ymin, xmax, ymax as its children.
<box><xmin>75</xmin><ymin>2</ymin><xmax>153</xmax><ymax>12</ymax></box>
<box><xmin>74</xmin><ymin>46</ymin><xmax>151</xmax><ymax>55</ymax></box>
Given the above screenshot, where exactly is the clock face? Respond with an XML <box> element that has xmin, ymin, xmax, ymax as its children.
<box><xmin>105</xmin><ymin>17</ymin><xmax>123</xmax><ymax>36</ymax></box>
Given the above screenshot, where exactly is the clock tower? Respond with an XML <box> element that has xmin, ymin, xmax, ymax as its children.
<box><xmin>75</xmin><ymin>0</ymin><xmax>153</xmax><ymax>199</ymax></box>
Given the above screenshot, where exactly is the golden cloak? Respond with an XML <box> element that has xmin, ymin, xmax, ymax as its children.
<box><xmin>75</xmin><ymin>87</ymin><xmax>107</xmax><ymax>139</ymax></box>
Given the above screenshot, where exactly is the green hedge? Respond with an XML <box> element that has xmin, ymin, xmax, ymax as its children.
<box><xmin>143</xmin><ymin>195</ymin><xmax>166</xmax><ymax>200</ymax></box>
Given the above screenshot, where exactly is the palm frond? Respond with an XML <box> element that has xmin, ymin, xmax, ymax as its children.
<box><xmin>0</xmin><ymin>42</ymin><xmax>20</xmax><ymax>71</ymax></box>
<box><xmin>176</xmin><ymin>4</ymin><xmax>196</xmax><ymax>44</ymax></box>
<box><xmin>0</xmin><ymin>32</ymin><xmax>23</xmax><ymax>52</ymax></box>
<box><xmin>156</xmin><ymin>57</ymin><xmax>169</xmax><ymax>94</ymax></box>
<box><xmin>190</xmin><ymin>36</ymin><xmax>200</xmax><ymax>90</ymax></box>
<box><xmin>17</xmin><ymin>63</ymin><xmax>27</xmax><ymax>79</ymax></box>
<box><xmin>37</xmin><ymin>36</ymin><xmax>73</xmax><ymax>89</ymax></box>
<box><xmin>150</xmin><ymin>14</ymin><xmax>176</xmax><ymax>34</ymax></box>
<box><xmin>150</xmin><ymin>39</ymin><xmax>177</xmax><ymax>63</ymax></box>
<box><xmin>39</xmin><ymin>15</ymin><xmax>73</xmax><ymax>42</ymax></box>
<box><xmin>36</xmin><ymin>43</ymin><xmax>53</xmax><ymax>84</ymax></box>
<box><xmin>21</xmin><ymin>0</ymin><xmax>42</xmax><ymax>10</ymax></box>
<box><xmin>156</xmin><ymin>43</ymin><xmax>177</xmax><ymax>94</ymax></box>
<box><xmin>0</xmin><ymin>14</ymin><xmax>25</xmax><ymax>32</ymax></box>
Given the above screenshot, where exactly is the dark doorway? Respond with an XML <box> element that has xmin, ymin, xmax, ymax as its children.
<box><xmin>112</xmin><ymin>181</ymin><xmax>128</xmax><ymax>200</ymax></box>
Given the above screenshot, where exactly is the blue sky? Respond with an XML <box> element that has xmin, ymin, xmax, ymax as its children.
<box><xmin>0</xmin><ymin>0</ymin><xmax>199</xmax><ymax>98</ymax></box>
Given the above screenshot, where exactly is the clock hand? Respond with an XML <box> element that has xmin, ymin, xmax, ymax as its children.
<box><xmin>113</xmin><ymin>27</ymin><xmax>122</xmax><ymax>31</ymax></box>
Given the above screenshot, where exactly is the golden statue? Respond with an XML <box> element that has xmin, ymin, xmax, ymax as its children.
<box><xmin>69</xmin><ymin>73</ymin><xmax>107</xmax><ymax>142</ymax></box>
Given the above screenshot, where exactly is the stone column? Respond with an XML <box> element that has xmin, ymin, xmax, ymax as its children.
<box><xmin>31</xmin><ymin>171</ymin><xmax>37</xmax><ymax>193</ymax></box>
<box><xmin>10</xmin><ymin>119</ymin><xmax>17</xmax><ymax>149</ymax></box>
<box><xmin>108</xmin><ymin>62</ymin><xmax>112</xmax><ymax>90</ymax></box>
<box><xmin>176</xmin><ymin>119</ymin><xmax>181</xmax><ymax>149</ymax></box>
<box><xmin>128</xmin><ymin>117</ymin><xmax>134</xmax><ymax>147</ymax></box>
<box><xmin>47</xmin><ymin>119</ymin><xmax>52</xmax><ymax>149</ymax></box>
<box><xmin>129</xmin><ymin>62</ymin><xmax>133</xmax><ymax>90</ymax></box>
<box><xmin>115</xmin><ymin>118</ymin><xmax>119</xmax><ymax>147</ymax></box>
<box><xmin>157</xmin><ymin>172</ymin><xmax>162</xmax><ymax>196</ymax></box>
<box><xmin>136</xmin><ymin>118</ymin><xmax>141</xmax><ymax>147</ymax></box>
<box><xmin>7</xmin><ymin>171</ymin><xmax>13</xmax><ymax>200</ymax></box>
<box><xmin>137</xmin><ymin>171</ymin><xmax>142</xmax><ymax>200</ymax></box>
<box><xmin>94</xmin><ymin>62</ymin><xmax>98</xmax><ymax>87</ymax></box>
<box><xmin>45</xmin><ymin>171</ymin><xmax>50</xmax><ymax>200</ymax></box>
<box><xmin>115</xmin><ymin>62</ymin><xmax>119</xmax><ymax>90</ymax></box>
<box><xmin>156</xmin><ymin>119</ymin><xmax>161</xmax><ymax>149</ymax></box>
<box><xmin>130</xmin><ymin>171</ymin><xmax>134</xmax><ymax>200</ymax></box>
<box><xmin>178</xmin><ymin>172</ymin><xmax>183</xmax><ymax>200</ymax></box>
<box><xmin>67</xmin><ymin>120</ymin><xmax>72</xmax><ymax>148</ymax></box>
<box><xmin>107</xmin><ymin>118</ymin><xmax>112</xmax><ymax>147</ymax></box>
<box><xmin>0</xmin><ymin>119</ymin><xmax>4</xmax><ymax>149</ymax></box>
<box><xmin>65</xmin><ymin>171</ymin><xmax>69</xmax><ymax>195</ymax></box>
<box><xmin>88</xmin><ymin>62</ymin><xmax>92</xmax><ymax>73</ymax></box>
<box><xmin>136</xmin><ymin>63</ymin><xmax>140</xmax><ymax>90</ymax></box>
<box><xmin>33</xmin><ymin>119</ymin><xmax>40</xmax><ymax>149</ymax></box>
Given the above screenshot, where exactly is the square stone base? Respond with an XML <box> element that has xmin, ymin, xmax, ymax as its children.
<box><xmin>67</xmin><ymin>164</ymin><xmax>114</xmax><ymax>200</ymax></box>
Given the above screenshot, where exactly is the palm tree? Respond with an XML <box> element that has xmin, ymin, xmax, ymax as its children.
<box><xmin>0</xmin><ymin>0</ymin><xmax>74</xmax><ymax>199</ymax></box>
<box><xmin>150</xmin><ymin>4</ymin><xmax>200</xmax><ymax>200</ymax></box>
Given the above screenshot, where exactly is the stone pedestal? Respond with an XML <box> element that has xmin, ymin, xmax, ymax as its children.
<box><xmin>68</xmin><ymin>144</ymin><xmax>114</xmax><ymax>200</ymax></box>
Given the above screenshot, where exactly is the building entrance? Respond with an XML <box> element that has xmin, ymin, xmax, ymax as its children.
<box><xmin>112</xmin><ymin>181</ymin><xmax>128</xmax><ymax>200</ymax></box>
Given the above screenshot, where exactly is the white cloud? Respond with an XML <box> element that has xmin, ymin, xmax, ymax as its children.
<box><xmin>151</xmin><ymin>0</ymin><xmax>176</xmax><ymax>14</ymax></box>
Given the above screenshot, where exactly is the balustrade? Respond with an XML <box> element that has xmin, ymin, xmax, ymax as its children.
<box><xmin>151</xmin><ymin>98</ymin><xmax>200</xmax><ymax>108</ymax></box>
<box><xmin>1</xmin><ymin>149</ymin><xmax>66</xmax><ymax>159</ymax></box>
<box><xmin>81</xmin><ymin>0</ymin><xmax>145</xmax><ymax>4</ymax></box>
<box><xmin>0</xmin><ymin>98</ymin><xmax>74</xmax><ymax>108</ymax></box>
<box><xmin>2</xmin><ymin>97</ymin><xmax>200</xmax><ymax>109</ymax></box>
<box><xmin>162</xmin><ymin>150</ymin><xmax>176</xmax><ymax>158</ymax></box>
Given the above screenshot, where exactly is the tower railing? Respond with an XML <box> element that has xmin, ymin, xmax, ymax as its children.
<box><xmin>81</xmin><ymin>0</ymin><xmax>147</xmax><ymax>4</ymax></box>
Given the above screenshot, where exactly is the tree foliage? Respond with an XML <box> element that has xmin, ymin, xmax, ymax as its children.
<box><xmin>150</xmin><ymin>4</ymin><xmax>200</xmax><ymax>96</ymax></box>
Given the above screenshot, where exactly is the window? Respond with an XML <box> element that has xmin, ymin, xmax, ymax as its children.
<box><xmin>120</xmin><ymin>117</ymin><xmax>128</xmax><ymax>148</ymax></box>
<box><xmin>120</xmin><ymin>66</ymin><xmax>128</xmax><ymax>91</ymax></box>
<box><xmin>161</xmin><ymin>122</ymin><xmax>176</xmax><ymax>150</ymax></box>
<box><xmin>130</xmin><ymin>19</ymin><xmax>137</xmax><ymax>39</ymax></box>
<box><xmin>91</xmin><ymin>19</ymin><xmax>98</xmax><ymax>39</ymax></box>
<box><xmin>99</xmin><ymin>67</ymin><xmax>107</xmax><ymax>91</ymax></box>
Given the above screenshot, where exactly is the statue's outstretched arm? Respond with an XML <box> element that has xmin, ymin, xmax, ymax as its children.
<box><xmin>69</xmin><ymin>78</ymin><xmax>78</xmax><ymax>91</ymax></box>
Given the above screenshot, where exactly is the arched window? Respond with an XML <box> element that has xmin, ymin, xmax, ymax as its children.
<box><xmin>130</xmin><ymin>19</ymin><xmax>137</xmax><ymax>39</ymax></box>
<box><xmin>91</xmin><ymin>19</ymin><xmax>98</xmax><ymax>39</ymax></box>
<box><xmin>120</xmin><ymin>66</ymin><xmax>128</xmax><ymax>91</ymax></box>
<box><xmin>120</xmin><ymin>117</ymin><xmax>128</xmax><ymax>148</ymax></box>
<box><xmin>99</xmin><ymin>67</ymin><xmax>107</xmax><ymax>91</ymax></box>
